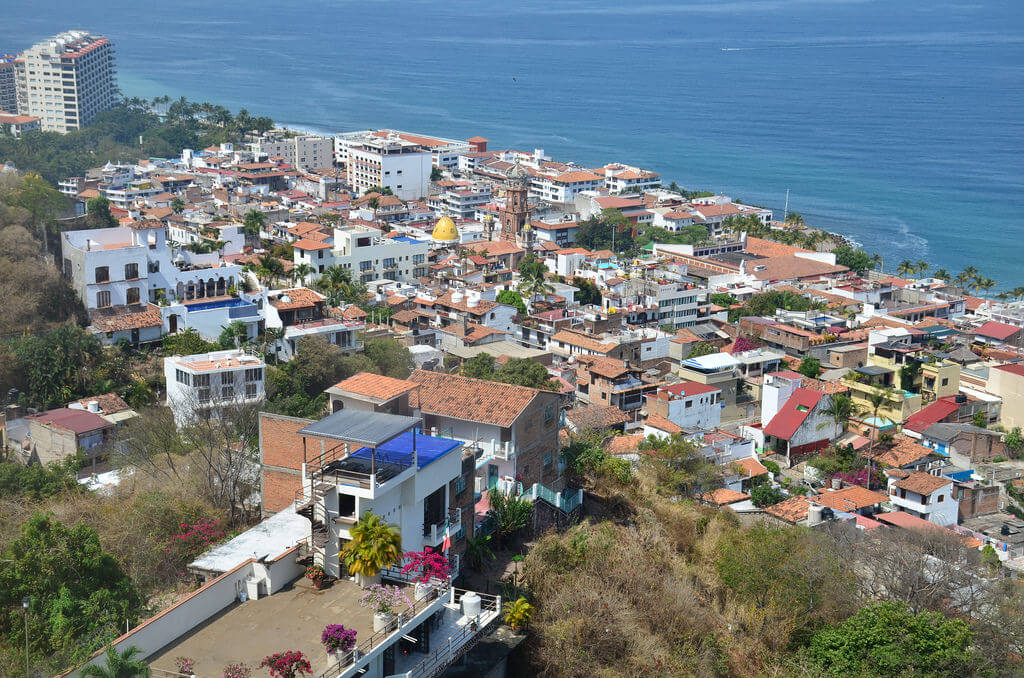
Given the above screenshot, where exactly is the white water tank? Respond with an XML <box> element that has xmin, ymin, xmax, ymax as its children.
<box><xmin>467</xmin><ymin>292</ymin><xmax>480</xmax><ymax>308</ymax></box>
<box><xmin>451</xmin><ymin>290</ymin><xmax>465</xmax><ymax>304</ymax></box>
<box><xmin>461</xmin><ymin>591</ymin><xmax>481</xmax><ymax>618</ymax></box>
<box><xmin>87</xmin><ymin>401</ymin><xmax>100</xmax><ymax>413</ymax></box>
<box><xmin>807</xmin><ymin>504</ymin><xmax>824</xmax><ymax>526</ymax></box>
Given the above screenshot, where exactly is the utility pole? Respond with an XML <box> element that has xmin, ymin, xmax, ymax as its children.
<box><xmin>22</xmin><ymin>596</ymin><xmax>29</xmax><ymax>678</ymax></box>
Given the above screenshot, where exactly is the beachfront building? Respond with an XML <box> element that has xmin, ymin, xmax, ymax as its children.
<box><xmin>250</xmin><ymin>133</ymin><xmax>333</xmax><ymax>171</ymax></box>
<box><xmin>15</xmin><ymin>30</ymin><xmax>117</xmax><ymax>133</ymax></box>
<box><xmin>164</xmin><ymin>349</ymin><xmax>265</xmax><ymax>425</ymax></box>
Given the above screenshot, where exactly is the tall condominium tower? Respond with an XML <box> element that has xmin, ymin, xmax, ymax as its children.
<box><xmin>0</xmin><ymin>55</ymin><xmax>17</xmax><ymax>113</ymax></box>
<box><xmin>16</xmin><ymin>30</ymin><xmax>117</xmax><ymax>133</ymax></box>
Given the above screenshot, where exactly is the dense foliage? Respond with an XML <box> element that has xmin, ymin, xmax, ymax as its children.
<box><xmin>459</xmin><ymin>354</ymin><xmax>558</xmax><ymax>390</ymax></box>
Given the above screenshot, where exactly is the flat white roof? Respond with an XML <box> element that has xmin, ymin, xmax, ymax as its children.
<box><xmin>682</xmin><ymin>352</ymin><xmax>741</xmax><ymax>371</ymax></box>
<box><xmin>190</xmin><ymin>509</ymin><xmax>308</xmax><ymax>574</ymax></box>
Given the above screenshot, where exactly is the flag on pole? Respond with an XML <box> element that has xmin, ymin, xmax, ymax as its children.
<box><xmin>441</xmin><ymin>522</ymin><xmax>452</xmax><ymax>552</ymax></box>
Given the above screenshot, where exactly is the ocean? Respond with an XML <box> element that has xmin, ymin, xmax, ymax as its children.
<box><xmin>3</xmin><ymin>0</ymin><xmax>1023</xmax><ymax>286</ymax></box>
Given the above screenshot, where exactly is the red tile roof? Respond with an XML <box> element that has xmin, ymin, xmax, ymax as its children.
<box><xmin>894</xmin><ymin>471</ymin><xmax>951</xmax><ymax>495</ymax></box>
<box><xmin>605</xmin><ymin>434</ymin><xmax>644</xmax><ymax>456</ymax></box>
<box><xmin>902</xmin><ymin>397</ymin><xmax>959</xmax><ymax>433</ymax></box>
<box><xmin>812</xmin><ymin>485</ymin><xmax>889</xmax><ymax>511</ymax></box>
<box><xmin>408</xmin><ymin>369</ymin><xmax>543</xmax><ymax>427</ymax></box>
<box><xmin>872</xmin><ymin>435</ymin><xmax>934</xmax><ymax>468</ymax></box>
<box><xmin>269</xmin><ymin>288</ymin><xmax>323</xmax><ymax>310</ymax></box>
<box><xmin>975</xmin><ymin>321</ymin><xmax>1020</xmax><ymax>341</ymax></box>
<box><xmin>993</xmin><ymin>363</ymin><xmax>1024</xmax><ymax>378</ymax></box>
<box><xmin>645</xmin><ymin>413</ymin><xmax>683</xmax><ymax>435</ymax></box>
<box><xmin>763</xmin><ymin>388</ymin><xmax>823</xmax><ymax>440</ymax></box>
<box><xmin>701</xmin><ymin>488</ymin><xmax>749</xmax><ymax>505</ymax></box>
<box><xmin>659</xmin><ymin>381</ymin><xmax>720</xmax><ymax>398</ymax></box>
<box><xmin>765</xmin><ymin>495</ymin><xmax>813</xmax><ymax>523</ymax></box>
<box><xmin>330</xmin><ymin>373</ymin><xmax>419</xmax><ymax>402</ymax></box>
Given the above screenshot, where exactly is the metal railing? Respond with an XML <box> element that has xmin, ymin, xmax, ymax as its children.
<box><xmin>392</xmin><ymin>590</ymin><xmax>502</xmax><ymax>678</ymax></box>
<box><xmin>314</xmin><ymin>580</ymin><xmax>452</xmax><ymax>678</ymax></box>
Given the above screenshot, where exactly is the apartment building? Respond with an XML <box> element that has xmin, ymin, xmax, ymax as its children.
<box><xmin>530</xmin><ymin>169</ymin><xmax>604</xmax><ymax>204</ymax></box>
<box><xmin>335</xmin><ymin>131</ymin><xmax>432</xmax><ymax>200</ymax></box>
<box><xmin>429</xmin><ymin>182</ymin><xmax>492</xmax><ymax>220</ymax></box>
<box><xmin>251</xmin><ymin>133</ymin><xmax>333</xmax><ymax>171</ymax></box>
<box><xmin>886</xmin><ymin>470</ymin><xmax>959</xmax><ymax>526</ymax></box>
<box><xmin>598</xmin><ymin>163</ymin><xmax>662</xmax><ymax>193</ymax></box>
<box><xmin>0</xmin><ymin>55</ymin><xmax>18</xmax><ymax>113</ymax></box>
<box><xmin>164</xmin><ymin>349</ymin><xmax>265</xmax><ymax>424</ymax></box>
<box><xmin>295</xmin><ymin>222</ymin><xmax>429</xmax><ymax>282</ymax></box>
<box><xmin>15</xmin><ymin>30</ymin><xmax>117</xmax><ymax>132</ymax></box>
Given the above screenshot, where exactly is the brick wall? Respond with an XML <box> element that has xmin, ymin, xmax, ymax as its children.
<box><xmin>512</xmin><ymin>391</ymin><xmax>562</xmax><ymax>490</ymax></box>
<box><xmin>259</xmin><ymin>413</ymin><xmax>313</xmax><ymax>514</ymax></box>
<box><xmin>958</xmin><ymin>484</ymin><xmax>1000</xmax><ymax>521</ymax></box>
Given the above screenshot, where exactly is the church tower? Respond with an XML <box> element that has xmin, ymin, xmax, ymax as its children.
<box><xmin>499</xmin><ymin>160</ymin><xmax>531</xmax><ymax>242</ymax></box>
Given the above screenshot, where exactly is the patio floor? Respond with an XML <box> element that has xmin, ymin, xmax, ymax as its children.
<box><xmin>147</xmin><ymin>577</ymin><xmax>407</xmax><ymax>675</ymax></box>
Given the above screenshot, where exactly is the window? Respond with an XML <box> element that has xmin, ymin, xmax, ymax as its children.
<box><xmin>126</xmin><ymin>287</ymin><xmax>140</xmax><ymax>305</ymax></box>
<box><xmin>148</xmin><ymin>260</ymin><xmax>159</xmax><ymax>273</ymax></box>
<box><xmin>221</xmin><ymin>383</ymin><xmax>234</xmax><ymax>400</ymax></box>
<box><xmin>193</xmin><ymin>374</ymin><xmax>210</xmax><ymax>388</ymax></box>
<box><xmin>96</xmin><ymin>290</ymin><xmax>111</xmax><ymax>307</ymax></box>
<box><xmin>245</xmin><ymin>368</ymin><xmax>263</xmax><ymax>382</ymax></box>
<box><xmin>124</xmin><ymin>263</ymin><xmax>138</xmax><ymax>279</ymax></box>
<box><xmin>95</xmin><ymin>266</ymin><xmax>109</xmax><ymax>283</ymax></box>
<box><xmin>544</xmin><ymin>403</ymin><xmax>555</xmax><ymax>423</ymax></box>
<box><xmin>937</xmin><ymin>494</ymin><xmax>944</xmax><ymax>503</ymax></box>
<box><xmin>543</xmin><ymin>453</ymin><xmax>553</xmax><ymax>467</ymax></box>
<box><xmin>198</xmin><ymin>388</ymin><xmax>211</xmax><ymax>403</ymax></box>
<box><xmin>941</xmin><ymin>378</ymin><xmax>949</xmax><ymax>386</ymax></box>
<box><xmin>176</xmin><ymin>369</ymin><xmax>190</xmax><ymax>385</ymax></box>
<box><xmin>685</xmin><ymin>399</ymin><xmax>693</xmax><ymax>409</ymax></box>
<box><xmin>454</xmin><ymin>474</ymin><xmax>467</xmax><ymax>495</ymax></box>
<box><xmin>245</xmin><ymin>382</ymin><xmax>259</xmax><ymax>398</ymax></box>
<box><xmin>413</xmin><ymin>254</ymin><xmax>425</xmax><ymax>264</ymax></box>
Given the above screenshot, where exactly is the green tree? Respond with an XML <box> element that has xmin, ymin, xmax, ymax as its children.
<box><xmin>0</xmin><ymin>514</ymin><xmax>145</xmax><ymax>667</ymax></box>
<box><xmin>291</xmin><ymin>262</ymin><xmax>314</xmax><ymax>286</ymax></box>
<box><xmin>14</xmin><ymin>324</ymin><xmax>103</xmax><ymax>408</ymax></box>
<box><xmin>218</xmin><ymin>320</ymin><xmax>251</xmax><ymax>349</ymax></box>
<box><xmin>86</xmin><ymin>195</ymin><xmax>118</xmax><ymax>228</ymax></box>
<box><xmin>805</xmin><ymin>601</ymin><xmax>977</xmax><ymax>677</ymax></box>
<box><xmin>162</xmin><ymin>327</ymin><xmax>218</xmax><ymax>356</ymax></box>
<box><xmin>81</xmin><ymin>645</ymin><xmax>150</xmax><ymax>678</ymax></box>
<box><xmin>797</xmin><ymin>355</ymin><xmax>821</xmax><ymax>379</ymax></box>
<box><xmin>242</xmin><ymin>208</ymin><xmax>266</xmax><ymax>242</ymax></box>
<box><xmin>785</xmin><ymin>211</ymin><xmax>805</xmax><ymax>225</ymax></box>
<box><xmin>0</xmin><ymin>456</ymin><xmax>82</xmax><ymax>500</ymax></box>
<box><xmin>430</xmin><ymin>166</ymin><xmax>443</xmax><ymax>181</ymax></box>
<box><xmin>170</xmin><ymin>196</ymin><xmax>185</xmax><ymax>214</ymax></box>
<box><xmin>12</xmin><ymin>173</ymin><xmax>67</xmax><ymax>238</ymax></box>
<box><xmin>486</xmin><ymin>488</ymin><xmax>533</xmax><ymax>545</ymax></box>
<box><xmin>1004</xmin><ymin>427</ymin><xmax>1023</xmax><ymax>457</ymax></box>
<box><xmin>496</xmin><ymin>289</ymin><xmax>527</xmax><ymax>315</ymax></box>
<box><xmin>685</xmin><ymin>341</ymin><xmax>718</xmax><ymax>359</ymax></box>
<box><xmin>933</xmin><ymin>268</ymin><xmax>950</xmax><ymax>282</ymax></box>
<box><xmin>572</xmin><ymin>277</ymin><xmax>602</xmax><ymax>306</ymax></box>
<box><xmin>362</xmin><ymin>338</ymin><xmax>414</xmax><ymax>379</ymax></box>
<box><xmin>749</xmin><ymin>484</ymin><xmax>785</xmax><ymax>507</ymax></box>
<box><xmin>973</xmin><ymin>410</ymin><xmax>987</xmax><ymax>429</ymax></box>
<box><xmin>460</xmin><ymin>353</ymin><xmax>497</xmax><ymax>380</ymax></box>
<box><xmin>574</xmin><ymin>208</ymin><xmax>633</xmax><ymax>253</ymax></box>
<box><xmin>832</xmin><ymin>245</ymin><xmax>874</xmax><ymax>274</ymax></box>
<box><xmin>496</xmin><ymin>358</ymin><xmax>558</xmax><ymax>390</ymax></box>
<box><xmin>896</xmin><ymin>259</ymin><xmax>915</xmax><ymax>277</ymax></box>
<box><xmin>817</xmin><ymin>394</ymin><xmax>860</xmax><ymax>438</ymax></box>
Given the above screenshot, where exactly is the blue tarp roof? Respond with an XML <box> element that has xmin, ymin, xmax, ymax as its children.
<box><xmin>352</xmin><ymin>431</ymin><xmax>461</xmax><ymax>469</ymax></box>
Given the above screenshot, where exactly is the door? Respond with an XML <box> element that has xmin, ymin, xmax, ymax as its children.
<box><xmin>488</xmin><ymin>463</ymin><xmax>500</xmax><ymax>490</ymax></box>
<box><xmin>168</xmin><ymin>314</ymin><xmax>178</xmax><ymax>334</ymax></box>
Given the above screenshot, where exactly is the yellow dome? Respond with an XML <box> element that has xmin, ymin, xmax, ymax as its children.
<box><xmin>432</xmin><ymin>215</ymin><xmax>459</xmax><ymax>241</ymax></box>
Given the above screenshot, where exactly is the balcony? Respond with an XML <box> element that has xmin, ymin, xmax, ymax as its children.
<box><xmin>890</xmin><ymin>494</ymin><xmax>930</xmax><ymax>515</ymax></box>
<box><xmin>423</xmin><ymin>507</ymin><xmax>462</xmax><ymax>547</ymax></box>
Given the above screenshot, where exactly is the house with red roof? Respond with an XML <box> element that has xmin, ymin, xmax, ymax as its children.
<box><xmin>974</xmin><ymin>321</ymin><xmax>1022</xmax><ymax>347</ymax></box>
<box><xmin>22</xmin><ymin>407</ymin><xmax>116</xmax><ymax>466</ymax></box>
<box><xmin>760</xmin><ymin>382</ymin><xmax>843</xmax><ymax>466</ymax></box>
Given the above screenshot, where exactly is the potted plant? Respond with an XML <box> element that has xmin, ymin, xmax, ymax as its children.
<box><xmin>304</xmin><ymin>564</ymin><xmax>326</xmax><ymax>590</ymax></box>
<box><xmin>400</xmin><ymin>547</ymin><xmax>452</xmax><ymax>601</ymax></box>
<box><xmin>341</xmin><ymin>511</ymin><xmax>402</xmax><ymax>588</ymax></box>
<box><xmin>222</xmin><ymin>663</ymin><xmax>251</xmax><ymax>678</ymax></box>
<box><xmin>174</xmin><ymin>656</ymin><xmax>196</xmax><ymax>677</ymax></box>
<box><xmin>320</xmin><ymin>624</ymin><xmax>357</xmax><ymax>663</ymax></box>
<box><xmin>259</xmin><ymin>651</ymin><xmax>312</xmax><ymax>678</ymax></box>
<box><xmin>503</xmin><ymin>596</ymin><xmax>534</xmax><ymax>632</ymax></box>
<box><xmin>360</xmin><ymin>584</ymin><xmax>412</xmax><ymax>632</ymax></box>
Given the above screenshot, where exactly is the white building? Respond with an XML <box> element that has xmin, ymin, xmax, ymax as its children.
<box><xmin>15</xmin><ymin>30</ymin><xmax>117</xmax><ymax>133</ymax></box>
<box><xmin>164</xmin><ymin>350</ymin><xmax>265</xmax><ymax>425</ymax></box>
<box><xmin>295</xmin><ymin>222</ymin><xmax>429</xmax><ymax>282</ymax></box>
<box><xmin>599</xmin><ymin>163</ymin><xmax>662</xmax><ymax>193</ymax></box>
<box><xmin>251</xmin><ymin>134</ymin><xmax>333</xmax><ymax>171</ymax></box>
<box><xmin>335</xmin><ymin>132</ymin><xmax>432</xmax><ymax>200</ymax></box>
<box><xmin>646</xmin><ymin>381</ymin><xmax>723</xmax><ymax>430</ymax></box>
<box><xmin>886</xmin><ymin>471</ymin><xmax>959</xmax><ymax>526</ymax></box>
<box><xmin>530</xmin><ymin>169</ymin><xmax>604</xmax><ymax>204</ymax></box>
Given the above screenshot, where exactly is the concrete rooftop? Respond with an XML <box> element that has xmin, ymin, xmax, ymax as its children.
<box><xmin>147</xmin><ymin>577</ymin><xmax>408</xmax><ymax>675</ymax></box>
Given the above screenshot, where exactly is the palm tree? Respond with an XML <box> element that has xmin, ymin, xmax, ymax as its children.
<box><xmin>932</xmin><ymin>268</ymin><xmax>950</xmax><ymax>283</ymax></box>
<box><xmin>81</xmin><ymin>645</ymin><xmax>150</xmax><ymax>678</ymax></box>
<box><xmin>785</xmin><ymin>211</ymin><xmax>805</xmax><ymax>226</ymax></box>
<box><xmin>1013</xmin><ymin>286</ymin><xmax>1024</xmax><ymax>302</ymax></box>
<box><xmin>464</xmin><ymin>534</ymin><xmax>496</xmax><ymax>570</ymax></box>
<box><xmin>871</xmin><ymin>253</ymin><xmax>883</xmax><ymax>272</ymax></box>
<box><xmin>242</xmin><ymin>209</ymin><xmax>267</xmax><ymax>248</ymax></box>
<box><xmin>914</xmin><ymin>260</ymin><xmax>930</xmax><ymax>276</ymax></box>
<box><xmin>976</xmin><ymin>277</ymin><xmax>996</xmax><ymax>297</ymax></box>
<box><xmin>953</xmin><ymin>270</ymin><xmax>973</xmax><ymax>291</ymax></box>
<box><xmin>896</xmin><ymin>260</ymin><xmax>914</xmax><ymax>278</ymax></box>
<box><xmin>257</xmin><ymin>253</ymin><xmax>285</xmax><ymax>287</ymax></box>
<box><xmin>817</xmin><ymin>393</ymin><xmax>861</xmax><ymax>439</ymax></box>
<box><xmin>292</xmin><ymin>262</ymin><xmax>314</xmax><ymax>286</ymax></box>
<box><xmin>262</xmin><ymin>326</ymin><xmax>285</xmax><ymax>364</ymax></box>
<box><xmin>342</xmin><ymin>511</ymin><xmax>402</xmax><ymax>587</ymax></box>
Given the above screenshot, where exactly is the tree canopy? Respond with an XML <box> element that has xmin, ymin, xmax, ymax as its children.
<box><xmin>459</xmin><ymin>354</ymin><xmax>558</xmax><ymax>391</ymax></box>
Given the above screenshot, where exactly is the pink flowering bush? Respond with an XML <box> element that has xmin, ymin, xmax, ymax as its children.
<box><xmin>400</xmin><ymin>547</ymin><xmax>452</xmax><ymax>583</ymax></box>
<box><xmin>165</xmin><ymin>518</ymin><xmax>225</xmax><ymax>563</ymax></box>
<box><xmin>222</xmin><ymin>662</ymin><xmax>251</xmax><ymax>678</ymax></box>
<box><xmin>360</xmin><ymin>584</ymin><xmax>412</xmax><ymax>616</ymax></box>
<box><xmin>259</xmin><ymin>651</ymin><xmax>312</xmax><ymax>678</ymax></box>
<box><xmin>175</xmin><ymin>656</ymin><xmax>196</xmax><ymax>673</ymax></box>
<box><xmin>321</xmin><ymin>624</ymin><xmax>357</xmax><ymax>653</ymax></box>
